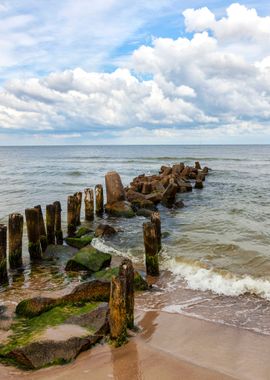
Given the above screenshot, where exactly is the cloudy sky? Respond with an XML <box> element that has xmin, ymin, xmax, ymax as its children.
<box><xmin>1</xmin><ymin>1</ymin><xmax>270</xmax><ymax>145</ymax></box>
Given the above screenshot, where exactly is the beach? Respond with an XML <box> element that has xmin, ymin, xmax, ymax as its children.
<box><xmin>2</xmin><ymin>305</ymin><xmax>270</xmax><ymax>380</ymax></box>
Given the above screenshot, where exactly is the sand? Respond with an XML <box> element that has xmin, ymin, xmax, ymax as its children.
<box><xmin>1</xmin><ymin>309</ymin><xmax>270</xmax><ymax>380</ymax></box>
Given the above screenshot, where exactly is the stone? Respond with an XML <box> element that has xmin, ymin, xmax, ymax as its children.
<box><xmin>176</xmin><ymin>178</ymin><xmax>192</xmax><ymax>193</ymax></box>
<box><xmin>161</xmin><ymin>183</ymin><xmax>178</xmax><ymax>208</ymax></box>
<box><xmin>75</xmin><ymin>227</ymin><xmax>92</xmax><ymax>238</ymax></box>
<box><xmin>145</xmin><ymin>192</ymin><xmax>163</xmax><ymax>204</ymax></box>
<box><xmin>95</xmin><ymin>224</ymin><xmax>117</xmax><ymax>238</ymax></box>
<box><xmin>105</xmin><ymin>201</ymin><xmax>135</xmax><ymax>218</ymax></box>
<box><xmin>141</xmin><ymin>182</ymin><xmax>152</xmax><ymax>195</ymax></box>
<box><xmin>195</xmin><ymin>179</ymin><xmax>204</xmax><ymax>189</ymax></box>
<box><xmin>94</xmin><ymin>267</ymin><xmax>148</xmax><ymax>291</ymax></box>
<box><xmin>174</xmin><ymin>200</ymin><xmax>185</xmax><ymax>209</ymax></box>
<box><xmin>65</xmin><ymin>236</ymin><xmax>93</xmax><ymax>249</ymax></box>
<box><xmin>105</xmin><ymin>171</ymin><xmax>126</xmax><ymax>204</ymax></box>
<box><xmin>65</xmin><ymin>247</ymin><xmax>112</xmax><ymax>272</ymax></box>
<box><xmin>135</xmin><ymin>208</ymin><xmax>153</xmax><ymax>218</ymax></box>
<box><xmin>16</xmin><ymin>297</ymin><xmax>58</xmax><ymax>318</ymax></box>
<box><xmin>195</xmin><ymin>161</ymin><xmax>202</xmax><ymax>170</ymax></box>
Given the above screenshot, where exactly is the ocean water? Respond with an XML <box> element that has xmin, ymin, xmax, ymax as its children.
<box><xmin>1</xmin><ymin>145</ymin><xmax>270</xmax><ymax>334</ymax></box>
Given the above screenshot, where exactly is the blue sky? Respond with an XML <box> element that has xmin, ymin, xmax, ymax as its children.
<box><xmin>1</xmin><ymin>1</ymin><xmax>270</xmax><ymax>144</ymax></box>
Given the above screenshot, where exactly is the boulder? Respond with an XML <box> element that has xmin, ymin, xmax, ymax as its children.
<box><xmin>195</xmin><ymin>161</ymin><xmax>202</xmax><ymax>170</ymax></box>
<box><xmin>16</xmin><ymin>297</ymin><xmax>58</xmax><ymax>318</ymax></box>
<box><xmin>94</xmin><ymin>267</ymin><xmax>148</xmax><ymax>291</ymax></box>
<box><xmin>65</xmin><ymin>247</ymin><xmax>112</xmax><ymax>272</ymax></box>
<box><xmin>176</xmin><ymin>178</ymin><xmax>192</xmax><ymax>193</ymax></box>
<box><xmin>126</xmin><ymin>190</ymin><xmax>146</xmax><ymax>203</ymax></box>
<box><xmin>181</xmin><ymin>166</ymin><xmax>191</xmax><ymax>177</ymax></box>
<box><xmin>141</xmin><ymin>182</ymin><xmax>152</xmax><ymax>195</ymax></box>
<box><xmin>150</xmin><ymin>180</ymin><xmax>165</xmax><ymax>193</ymax></box>
<box><xmin>160</xmin><ymin>166</ymin><xmax>172</xmax><ymax>176</ymax></box>
<box><xmin>195</xmin><ymin>179</ymin><xmax>203</xmax><ymax>189</ymax></box>
<box><xmin>105</xmin><ymin>201</ymin><xmax>135</xmax><ymax>218</ymax></box>
<box><xmin>174</xmin><ymin>200</ymin><xmax>185</xmax><ymax>209</ymax></box>
<box><xmin>65</xmin><ymin>236</ymin><xmax>93</xmax><ymax>249</ymax></box>
<box><xmin>95</xmin><ymin>223</ymin><xmax>117</xmax><ymax>238</ymax></box>
<box><xmin>75</xmin><ymin>227</ymin><xmax>92</xmax><ymax>238</ymax></box>
<box><xmin>135</xmin><ymin>208</ymin><xmax>153</xmax><ymax>218</ymax></box>
<box><xmin>8</xmin><ymin>304</ymin><xmax>109</xmax><ymax>369</ymax></box>
<box><xmin>105</xmin><ymin>171</ymin><xmax>126</xmax><ymax>204</ymax></box>
<box><xmin>202</xmin><ymin>166</ymin><xmax>209</xmax><ymax>174</ymax></box>
<box><xmin>161</xmin><ymin>183</ymin><xmax>178</xmax><ymax>208</ymax></box>
<box><xmin>145</xmin><ymin>192</ymin><xmax>163</xmax><ymax>204</ymax></box>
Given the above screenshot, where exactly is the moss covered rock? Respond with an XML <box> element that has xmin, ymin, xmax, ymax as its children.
<box><xmin>65</xmin><ymin>236</ymin><xmax>93</xmax><ymax>249</ymax></box>
<box><xmin>75</xmin><ymin>227</ymin><xmax>92</xmax><ymax>238</ymax></box>
<box><xmin>94</xmin><ymin>267</ymin><xmax>148</xmax><ymax>291</ymax></box>
<box><xmin>16</xmin><ymin>297</ymin><xmax>58</xmax><ymax>318</ymax></box>
<box><xmin>105</xmin><ymin>201</ymin><xmax>135</xmax><ymax>218</ymax></box>
<box><xmin>65</xmin><ymin>247</ymin><xmax>112</xmax><ymax>272</ymax></box>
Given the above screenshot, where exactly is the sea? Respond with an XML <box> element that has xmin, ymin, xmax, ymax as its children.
<box><xmin>1</xmin><ymin>145</ymin><xmax>270</xmax><ymax>335</ymax></box>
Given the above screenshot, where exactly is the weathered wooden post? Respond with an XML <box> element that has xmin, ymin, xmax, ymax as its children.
<box><xmin>46</xmin><ymin>204</ymin><xmax>56</xmax><ymax>245</ymax></box>
<box><xmin>54</xmin><ymin>201</ymin><xmax>63</xmax><ymax>245</ymax></box>
<box><xmin>143</xmin><ymin>221</ymin><xmax>159</xmax><ymax>276</ymax></box>
<box><xmin>109</xmin><ymin>275</ymin><xmax>127</xmax><ymax>346</ymax></box>
<box><xmin>0</xmin><ymin>224</ymin><xmax>7</xmax><ymax>283</ymax></box>
<box><xmin>8</xmin><ymin>213</ymin><xmax>23</xmax><ymax>268</ymax></box>
<box><xmin>151</xmin><ymin>211</ymin><xmax>161</xmax><ymax>252</ymax></box>
<box><xmin>119</xmin><ymin>258</ymin><xmax>134</xmax><ymax>329</ymax></box>
<box><xmin>67</xmin><ymin>195</ymin><xmax>77</xmax><ymax>237</ymax></box>
<box><xmin>25</xmin><ymin>208</ymin><xmax>42</xmax><ymax>260</ymax></box>
<box><xmin>34</xmin><ymin>205</ymin><xmax>47</xmax><ymax>252</ymax></box>
<box><xmin>95</xmin><ymin>184</ymin><xmax>104</xmax><ymax>215</ymax></box>
<box><xmin>74</xmin><ymin>192</ymin><xmax>82</xmax><ymax>226</ymax></box>
<box><xmin>84</xmin><ymin>188</ymin><xmax>94</xmax><ymax>221</ymax></box>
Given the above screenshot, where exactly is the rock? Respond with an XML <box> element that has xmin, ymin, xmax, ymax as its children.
<box><xmin>65</xmin><ymin>247</ymin><xmax>112</xmax><ymax>272</ymax></box>
<box><xmin>105</xmin><ymin>171</ymin><xmax>126</xmax><ymax>204</ymax></box>
<box><xmin>9</xmin><ymin>304</ymin><xmax>109</xmax><ymax>369</ymax></box>
<box><xmin>126</xmin><ymin>190</ymin><xmax>146</xmax><ymax>203</ymax></box>
<box><xmin>141</xmin><ymin>182</ymin><xmax>152</xmax><ymax>195</ymax></box>
<box><xmin>161</xmin><ymin>183</ymin><xmax>178</xmax><ymax>208</ymax></box>
<box><xmin>189</xmin><ymin>172</ymin><xmax>197</xmax><ymax>180</ymax></box>
<box><xmin>145</xmin><ymin>192</ymin><xmax>163</xmax><ymax>204</ymax></box>
<box><xmin>160</xmin><ymin>166</ymin><xmax>172</xmax><ymax>176</ymax></box>
<box><xmin>202</xmin><ymin>166</ymin><xmax>209</xmax><ymax>174</ymax></box>
<box><xmin>176</xmin><ymin>178</ymin><xmax>192</xmax><ymax>193</ymax></box>
<box><xmin>16</xmin><ymin>281</ymin><xmax>111</xmax><ymax>318</ymax></box>
<box><xmin>75</xmin><ymin>227</ymin><xmax>92</xmax><ymax>238</ymax></box>
<box><xmin>150</xmin><ymin>180</ymin><xmax>165</xmax><ymax>193</ymax></box>
<box><xmin>105</xmin><ymin>201</ymin><xmax>135</xmax><ymax>218</ymax></box>
<box><xmin>95</xmin><ymin>224</ymin><xmax>117</xmax><ymax>238</ymax></box>
<box><xmin>135</xmin><ymin>208</ymin><xmax>153</xmax><ymax>218</ymax></box>
<box><xmin>181</xmin><ymin>166</ymin><xmax>191</xmax><ymax>177</ymax></box>
<box><xmin>174</xmin><ymin>200</ymin><xmax>185</xmax><ymax>209</ymax></box>
<box><xmin>195</xmin><ymin>161</ymin><xmax>202</xmax><ymax>170</ymax></box>
<box><xmin>195</xmin><ymin>179</ymin><xmax>203</xmax><ymax>189</ymax></box>
<box><xmin>94</xmin><ymin>267</ymin><xmax>148</xmax><ymax>291</ymax></box>
<box><xmin>172</xmin><ymin>164</ymin><xmax>182</xmax><ymax>176</ymax></box>
<box><xmin>63</xmin><ymin>280</ymin><xmax>110</xmax><ymax>303</ymax></box>
<box><xmin>65</xmin><ymin>236</ymin><xmax>93</xmax><ymax>249</ymax></box>
<box><xmin>16</xmin><ymin>297</ymin><xmax>58</xmax><ymax>318</ymax></box>
<box><xmin>130</xmin><ymin>198</ymin><xmax>156</xmax><ymax>211</ymax></box>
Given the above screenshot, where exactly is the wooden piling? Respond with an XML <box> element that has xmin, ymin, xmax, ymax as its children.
<box><xmin>34</xmin><ymin>205</ymin><xmax>47</xmax><ymax>252</ymax></box>
<box><xmin>67</xmin><ymin>195</ymin><xmax>77</xmax><ymax>237</ymax></box>
<box><xmin>8</xmin><ymin>213</ymin><xmax>23</xmax><ymax>268</ymax></box>
<box><xmin>25</xmin><ymin>208</ymin><xmax>42</xmax><ymax>260</ymax></box>
<box><xmin>74</xmin><ymin>192</ymin><xmax>82</xmax><ymax>226</ymax></box>
<box><xmin>119</xmin><ymin>258</ymin><xmax>134</xmax><ymax>329</ymax></box>
<box><xmin>84</xmin><ymin>188</ymin><xmax>94</xmax><ymax>221</ymax></box>
<box><xmin>0</xmin><ymin>224</ymin><xmax>7</xmax><ymax>283</ymax></box>
<box><xmin>109</xmin><ymin>275</ymin><xmax>127</xmax><ymax>346</ymax></box>
<box><xmin>95</xmin><ymin>184</ymin><xmax>104</xmax><ymax>215</ymax></box>
<box><xmin>46</xmin><ymin>204</ymin><xmax>56</xmax><ymax>245</ymax></box>
<box><xmin>53</xmin><ymin>201</ymin><xmax>63</xmax><ymax>245</ymax></box>
<box><xmin>143</xmin><ymin>221</ymin><xmax>159</xmax><ymax>276</ymax></box>
<box><xmin>151</xmin><ymin>211</ymin><xmax>161</xmax><ymax>252</ymax></box>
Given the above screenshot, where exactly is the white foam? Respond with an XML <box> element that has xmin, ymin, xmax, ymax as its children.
<box><xmin>91</xmin><ymin>238</ymin><xmax>140</xmax><ymax>263</ymax></box>
<box><xmin>165</xmin><ymin>259</ymin><xmax>270</xmax><ymax>300</ymax></box>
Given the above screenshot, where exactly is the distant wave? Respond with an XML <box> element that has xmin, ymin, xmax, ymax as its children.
<box><xmin>166</xmin><ymin>259</ymin><xmax>270</xmax><ymax>300</ymax></box>
<box><xmin>67</xmin><ymin>170</ymin><xmax>82</xmax><ymax>176</ymax></box>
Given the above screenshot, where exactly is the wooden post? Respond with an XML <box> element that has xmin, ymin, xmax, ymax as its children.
<box><xmin>8</xmin><ymin>213</ymin><xmax>23</xmax><ymax>269</ymax></box>
<box><xmin>34</xmin><ymin>205</ymin><xmax>47</xmax><ymax>252</ymax></box>
<box><xmin>151</xmin><ymin>211</ymin><xmax>161</xmax><ymax>252</ymax></box>
<box><xmin>0</xmin><ymin>224</ymin><xmax>7</xmax><ymax>283</ymax></box>
<box><xmin>67</xmin><ymin>195</ymin><xmax>77</xmax><ymax>237</ymax></box>
<box><xmin>46</xmin><ymin>204</ymin><xmax>56</xmax><ymax>245</ymax></box>
<box><xmin>119</xmin><ymin>258</ymin><xmax>134</xmax><ymax>329</ymax></box>
<box><xmin>109</xmin><ymin>275</ymin><xmax>127</xmax><ymax>346</ymax></box>
<box><xmin>84</xmin><ymin>188</ymin><xmax>94</xmax><ymax>221</ymax></box>
<box><xmin>53</xmin><ymin>201</ymin><xmax>63</xmax><ymax>245</ymax></box>
<box><xmin>74</xmin><ymin>192</ymin><xmax>82</xmax><ymax>226</ymax></box>
<box><xmin>143</xmin><ymin>222</ymin><xmax>159</xmax><ymax>276</ymax></box>
<box><xmin>25</xmin><ymin>208</ymin><xmax>42</xmax><ymax>260</ymax></box>
<box><xmin>95</xmin><ymin>184</ymin><xmax>104</xmax><ymax>215</ymax></box>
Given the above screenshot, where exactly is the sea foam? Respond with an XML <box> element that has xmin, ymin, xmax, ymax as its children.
<box><xmin>166</xmin><ymin>259</ymin><xmax>270</xmax><ymax>300</ymax></box>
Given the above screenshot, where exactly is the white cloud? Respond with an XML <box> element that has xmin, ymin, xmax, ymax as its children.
<box><xmin>1</xmin><ymin>3</ymin><xmax>270</xmax><ymax>144</ymax></box>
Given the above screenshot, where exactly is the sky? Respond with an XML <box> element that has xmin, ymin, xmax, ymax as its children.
<box><xmin>1</xmin><ymin>1</ymin><xmax>270</xmax><ymax>145</ymax></box>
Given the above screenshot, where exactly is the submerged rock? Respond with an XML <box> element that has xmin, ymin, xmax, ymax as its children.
<box><xmin>75</xmin><ymin>227</ymin><xmax>92</xmax><ymax>238</ymax></box>
<box><xmin>105</xmin><ymin>201</ymin><xmax>135</xmax><ymax>218</ymax></box>
<box><xmin>94</xmin><ymin>267</ymin><xmax>148</xmax><ymax>291</ymax></box>
<box><xmin>65</xmin><ymin>236</ymin><xmax>93</xmax><ymax>249</ymax></box>
<box><xmin>65</xmin><ymin>247</ymin><xmax>112</xmax><ymax>272</ymax></box>
<box><xmin>8</xmin><ymin>304</ymin><xmax>109</xmax><ymax>369</ymax></box>
<box><xmin>95</xmin><ymin>223</ymin><xmax>117</xmax><ymax>238</ymax></box>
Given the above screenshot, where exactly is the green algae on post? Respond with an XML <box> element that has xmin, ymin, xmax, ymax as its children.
<box><xmin>54</xmin><ymin>201</ymin><xmax>63</xmax><ymax>245</ymax></box>
<box><xmin>109</xmin><ymin>276</ymin><xmax>127</xmax><ymax>347</ymax></box>
<box><xmin>67</xmin><ymin>195</ymin><xmax>77</xmax><ymax>237</ymax></box>
<box><xmin>143</xmin><ymin>221</ymin><xmax>159</xmax><ymax>276</ymax></box>
<box><xmin>25</xmin><ymin>208</ymin><xmax>42</xmax><ymax>260</ymax></box>
<box><xmin>8</xmin><ymin>213</ymin><xmax>23</xmax><ymax>269</ymax></box>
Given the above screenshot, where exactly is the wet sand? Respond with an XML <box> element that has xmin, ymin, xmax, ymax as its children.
<box><xmin>2</xmin><ymin>309</ymin><xmax>270</xmax><ymax>380</ymax></box>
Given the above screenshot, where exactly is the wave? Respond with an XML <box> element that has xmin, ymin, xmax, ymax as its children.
<box><xmin>91</xmin><ymin>238</ymin><xmax>140</xmax><ymax>263</ymax></box>
<box><xmin>165</xmin><ymin>259</ymin><xmax>270</xmax><ymax>300</ymax></box>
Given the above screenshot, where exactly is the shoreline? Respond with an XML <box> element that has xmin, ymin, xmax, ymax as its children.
<box><xmin>1</xmin><ymin>309</ymin><xmax>270</xmax><ymax>379</ymax></box>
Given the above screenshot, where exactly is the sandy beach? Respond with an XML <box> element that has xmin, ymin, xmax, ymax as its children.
<box><xmin>1</xmin><ymin>308</ymin><xmax>270</xmax><ymax>380</ymax></box>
